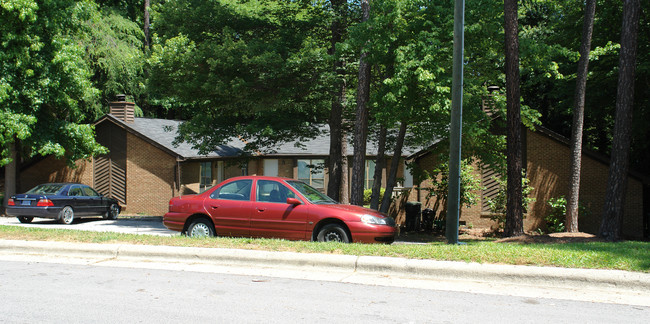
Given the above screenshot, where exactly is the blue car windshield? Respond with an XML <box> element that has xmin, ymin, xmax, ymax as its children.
<box><xmin>286</xmin><ymin>180</ymin><xmax>336</xmax><ymax>204</ymax></box>
<box><xmin>26</xmin><ymin>184</ymin><xmax>65</xmax><ymax>195</ymax></box>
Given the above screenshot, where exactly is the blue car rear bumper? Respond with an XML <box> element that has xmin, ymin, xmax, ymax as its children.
<box><xmin>5</xmin><ymin>206</ymin><xmax>63</xmax><ymax>219</ymax></box>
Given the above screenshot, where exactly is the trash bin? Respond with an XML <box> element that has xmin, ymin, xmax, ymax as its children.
<box><xmin>421</xmin><ymin>208</ymin><xmax>435</xmax><ymax>231</ymax></box>
<box><xmin>405</xmin><ymin>201</ymin><xmax>421</xmax><ymax>232</ymax></box>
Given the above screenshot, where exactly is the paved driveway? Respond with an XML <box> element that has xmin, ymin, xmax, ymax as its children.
<box><xmin>0</xmin><ymin>215</ymin><xmax>176</xmax><ymax>236</ymax></box>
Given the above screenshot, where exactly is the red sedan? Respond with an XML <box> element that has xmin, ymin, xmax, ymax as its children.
<box><xmin>163</xmin><ymin>176</ymin><xmax>396</xmax><ymax>244</ymax></box>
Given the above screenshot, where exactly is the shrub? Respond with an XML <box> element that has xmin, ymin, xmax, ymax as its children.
<box><xmin>486</xmin><ymin>174</ymin><xmax>535</xmax><ymax>230</ymax></box>
<box><xmin>541</xmin><ymin>196</ymin><xmax>589</xmax><ymax>234</ymax></box>
<box><xmin>545</xmin><ymin>197</ymin><xmax>567</xmax><ymax>233</ymax></box>
<box><xmin>363</xmin><ymin>188</ymin><xmax>385</xmax><ymax>205</ymax></box>
<box><xmin>422</xmin><ymin>160</ymin><xmax>483</xmax><ymax>219</ymax></box>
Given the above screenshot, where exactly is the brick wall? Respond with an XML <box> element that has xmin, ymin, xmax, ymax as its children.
<box><xmin>278</xmin><ymin>159</ymin><xmax>295</xmax><ymax>178</ymax></box>
<box><xmin>408</xmin><ymin>129</ymin><xmax>645</xmax><ymax>238</ymax></box>
<box><xmin>526</xmin><ymin>130</ymin><xmax>645</xmax><ymax>238</ymax></box>
<box><xmin>180</xmin><ymin>162</ymin><xmax>200</xmax><ymax>194</ymax></box>
<box><xmin>125</xmin><ymin>133</ymin><xmax>177</xmax><ymax>215</ymax></box>
<box><xmin>20</xmin><ymin>156</ymin><xmax>93</xmax><ymax>192</ymax></box>
<box><xmin>398</xmin><ymin>155</ymin><xmax>489</xmax><ymax>230</ymax></box>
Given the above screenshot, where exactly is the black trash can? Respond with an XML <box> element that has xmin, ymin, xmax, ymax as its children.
<box><xmin>422</xmin><ymin>208</ymin><xmax>435</xmax><ymax>231</ymax></box>
<box><xmin>405</xmin><ymin>201</ymin><xmax>422</xmax><ymax>232</ymax></box>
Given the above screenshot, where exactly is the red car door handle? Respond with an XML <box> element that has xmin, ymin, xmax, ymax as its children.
<box><xmin>211</xmin><ymin>205</ymin><xmax>219</xmax><ymax>209</ymax></box>
<box><xmin>257</xmin><ymin>208</ymin><xmax>266</xmax><ymax>212</ymax></box>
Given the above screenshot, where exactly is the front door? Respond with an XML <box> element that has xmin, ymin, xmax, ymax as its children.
<box><xmin>250</xmin><ymin>179</ymin><xmax>309</xmax><ymax>240</ymax></box>
<box><xmin>81</xmin><ymin>185</ymin><xmax>104</xmax><ymax>215</ymax></box>
<box><xmin>68</xmin><ymin>185</ymin><xmax>92</xmax><ymax>216</ymax></box>
<box><xmin>203</xmin><ymin>179</ymin><xmax>253</xmax><ymax>237</ymax></box>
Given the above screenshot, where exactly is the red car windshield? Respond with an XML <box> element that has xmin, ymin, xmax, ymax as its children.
<box><xmin>286</xmin><ymin>180</ymin><xmax>336</xmax><ymax>204</ymax></box>
<box><xmin>26</xmin><ymin>184</ymin><xmax>65</xmax><ymax>195</ymax></box>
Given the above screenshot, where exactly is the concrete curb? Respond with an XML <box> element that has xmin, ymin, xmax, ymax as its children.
<box><xmin>355</xmin><ymin>256</ymin><xmax>650</xmax><ymax>291</ymax></box>
<box><xmin>2</xmin><ymin>239</ymin><xmax>649</xmax><ymax>293</ymax></box>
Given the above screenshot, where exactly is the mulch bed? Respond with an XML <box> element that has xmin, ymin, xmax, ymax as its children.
<box><xmin>495</xmin><ymin>232</ymin><xmax>606</xmax><ymax>244</ymax></box>
<box><xmin>397</xmin><ymin>228</ymin><xmax>606</xmax><ymax>244</ymax></box>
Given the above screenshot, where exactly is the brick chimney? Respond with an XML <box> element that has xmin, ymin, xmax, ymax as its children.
<box><xmin>109</xmin><ymin>94</ymin><xmax>135</xmax><ymax>123</ymax></box>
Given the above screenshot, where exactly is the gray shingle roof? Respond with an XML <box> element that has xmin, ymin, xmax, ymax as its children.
<box><xmin>100</xmin><ymin>115</ymin><xmax>420</xmax><ymax>160</ymax></box>
<box><xmin>128</xmin><ymin>117</ymin><xmax>245</xmax><ymax>159</ymax></box>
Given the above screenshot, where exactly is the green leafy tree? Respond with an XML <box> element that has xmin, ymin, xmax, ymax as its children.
<box><xmin>148</xmin><ymin>0</ymin><xmax>332</xmax><ymax>153</ymax></box>
<box><xmin>82</xmin><ymin>3</ymin><xmax>147</xmax><ymax>110</ymax></box>
<box><xmin>1</xmin><ymin>0</ymin><xmax>110</xmax><ymax>204</ymax></box>
<box><xmin>566</xmin><ymin>0</ymin><xmax>596</xmax><ymax>233</ymax></box>
<box><xmin>600</xmin><ymin>0</ymin><xmax>641</xmax><ymax>241</ymax></box>
<box><xmin>422</xmin><ymin>160</ymin><xmax>484</xmax><ymax>221</ymax></box>
<box><xmin>504</xmin><ymin>0</ymin><xmax>524</xmax><ymax>237</ymax></box>
<box><xmin>348</xmin><ymin>0</ymin><xmax>526</xmax><ymax>211</ymax></box>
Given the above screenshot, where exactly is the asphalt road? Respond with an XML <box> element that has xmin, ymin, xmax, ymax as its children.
<box><xmin>3</xmin><ymin>214</ymin><xmax>649</xmax><ymax>309</ymax></box>
<box><xmin>1</xmin><ymin>259</ymin><xmax>648</xmax><ymax>324</ymax></box>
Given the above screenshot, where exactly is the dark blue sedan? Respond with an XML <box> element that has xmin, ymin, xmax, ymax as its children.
<box><xmin>6</xmin><ymin>183</ymin><xmax>121</xmax><ymax>224</ymax></box>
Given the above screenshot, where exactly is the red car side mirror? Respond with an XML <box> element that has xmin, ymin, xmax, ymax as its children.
<box><xmin>286</xmin><ymin>198</ymin><xmax>302</xmax><ymax>205</ymax></box>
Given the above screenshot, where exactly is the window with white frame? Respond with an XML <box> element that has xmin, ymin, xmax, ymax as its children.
<box><xmin>297</xmin><ymin>159</ymin><xmax>325</xmax><ymax>189</ymax></box>
<box><xmin>216</xmin><ymin>161</ymin><xmax>224</xmax><ymax>183</ymax></box>
<box><xmin>364</xmin><ymin>160</ymin><xmax>376</xmax><ymax>190</ymax></box>
<box><xmin>403</xmin><ymin>161</ymin><xmax>414</xmax><ymax>187</ymax></box>
<box><xmin>263</xmin><ymin>159</ymin><xmax>279</xmax><ymax>177</ymax></box>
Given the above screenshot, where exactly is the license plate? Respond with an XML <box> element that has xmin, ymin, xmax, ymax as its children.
<box><xmin>21</xmin><ymin>200</ymin><xmax>31</xmax><ymax>206</ymax></box>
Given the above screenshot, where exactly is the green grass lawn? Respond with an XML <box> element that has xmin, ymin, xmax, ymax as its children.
<box><xmin>1</xmin><ymin>225</ymin><xmax>649</xmax><ymax>273</ymax></box>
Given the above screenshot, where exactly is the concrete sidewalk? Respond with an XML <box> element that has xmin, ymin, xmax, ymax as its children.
<box><xmin>1</xmin><ymin>239</ymin><xmax>649</xmax><ymax>307</ymax></box>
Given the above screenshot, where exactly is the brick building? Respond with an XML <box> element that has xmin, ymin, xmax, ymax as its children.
<box><xmin>12</xmin><ymin>99</ymin><xmax>648</xmax><ymax>239</ymax></box>
<box><xmin>16</xmin><ymin>99</ymin><xmax>415</xmax><ymax>216</ymax></box>
<box><xmin>403</xmin><ymin>127</ymin><xmax>649</xmax><ymax>239</ymax></box>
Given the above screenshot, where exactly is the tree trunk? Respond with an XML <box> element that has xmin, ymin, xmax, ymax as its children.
<box><xmin>340</xmin><ymin>129</ymin><xmax>350</xmax><ymax>204</ymax></box>
<box><xmin>350</xmin><ymin>0</ymin><xmax>371</xmax><ymax>206</ymax></box>
<box><xmin>566</xmin><ymin>0</ymin><xmax>596</xmax><ymax>233</ymax></box>
<box><xmin>503</xmin><ymin>0</ymin><xmax>523</xmax><ymax>237</ymax></box>
<box><xmin>327</xmin><ymin>0</ymin><xmax>347</xmax><ymax>202</ymax></box>
<box><xmin>144</xmin><ymin>0</ymin><xmax>151</xmax><ymax>50</ymax></box>
<box><xmin>600</xmin><ymin>0</ymin><xmax>640</xmax><ymax>241</ymax></box>
<box><xmin>370</xmin><ymin>126</ymin><xmax>387</xmax><ymax>210</ymax></box>
<box><xmin>380</xmin><ymin>122</ymin><xmax>407</xmax><ymax>214</ymax></box>
<box><xmin>3</xmin><ymin>141</ymin><xmax>18</xmax><ymax>209</ymax></box>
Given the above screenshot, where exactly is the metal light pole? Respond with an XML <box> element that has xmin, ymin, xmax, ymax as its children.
<box><xmin>446</xmin><ymin>0</ymin><xmax>465</xmax><ymax>244</ymax></box>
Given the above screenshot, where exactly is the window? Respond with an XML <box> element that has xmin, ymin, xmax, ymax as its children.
<box><xmin>298</xmin><ymin>159</ymin><xmax>325</xmax><ymax>189</ymax></box>
<box><xmin>200</xmin><ymin>162</ymin><xmax>212</xmax><ymax>192</ymax></box>
<box><xmin>364</xmin><ymin>160</ymin><xmax>376</xmax><ymax>190</ymax></box>
<box><xmin>263</xmin><ymin>159</ymin><xmax>279</xmax><ymax>177</ymax></box>
<box><xmin>210</xmin><ymin>180</ymin><xmax>252</xmax><ymax>201</ymax></box>
<box><xmin>27</xmin><ymin>184</ymin><xmax>64</xmax><ymax>195</ymax></box>
<box><xmin>68</xmin><ymin>186</ymin><xmax>83</xmax><ymax>197</ymax></box>
<box><xmin>403</xmin><ymin>161</ymin><xmax>414</xmax><ymax>188</ymax></box>
<box><xmin>241</xmin><ymin>162</ymin><xmax>248</xmax><ymax>176</ymax></box>
<box><xmin>287</xmin><ymin>180</ymin><xmax>336</xmax><ymax>204</ymax></box>
<box><xmin>256</xmin><ymin>180</ymin><xmax>296</xmax><ymax>203</ymax></box>
<box><xmin>216</xmin><ymin>161</ymin><xmax>224</xmax><ymax>183</ymax></box>
<box><xmin>81</xmin><ymin>186</ymin><xmax>100</xmax><ymax>197</ymax></box>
